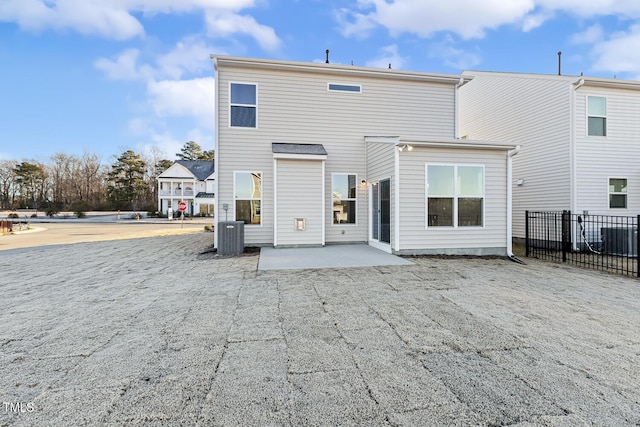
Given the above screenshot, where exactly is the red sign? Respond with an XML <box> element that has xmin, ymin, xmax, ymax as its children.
<box><xmin>178</xmin><ymin>201</ymin><xmax>187</xmax><ymax>212</ymax></box>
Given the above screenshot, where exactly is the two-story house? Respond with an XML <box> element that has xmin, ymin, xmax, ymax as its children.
<box><xmin>212</xmin><ymin>55</ymin><xmax>519</xmax><ymax>256</ymax></box>
<box><xmin>157</xmin><ymin>160</ymin><xmax>215</xmax><ymax>217</ymax></box>
<box><xmin>459</xmin><ymin>71</ymin><xmax>640</xmax><ymax>240</ymax></box>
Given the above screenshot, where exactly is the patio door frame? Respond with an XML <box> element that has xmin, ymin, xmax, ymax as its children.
<box><xmin>369</xmin><ymin>178</ymin><xmax>392</xmax><ymax>253</ymax></box>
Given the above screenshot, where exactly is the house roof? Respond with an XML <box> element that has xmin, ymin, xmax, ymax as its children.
<box><xmin>196</xmin><ymin>192</ymin><xmax>215</xmax><ymax>198</ymax></box>
<box><xmin>272</xmin><ymin>143</ymin><xmax>328</xmax><ymax>156</ymax></box>
<box><xmin>213</xmin><ymin>55</ymin><xmax>471</xmax><ymax>86</ymax></box>
<box><xmin>161</xmin><ymin>160</ymin><xmax>215</xmax><ymax>181</ymax></box>
<box><xmin>462</xmin><ymin>70</ymin><xmax>640</xmax><ymax>91</ymax></box>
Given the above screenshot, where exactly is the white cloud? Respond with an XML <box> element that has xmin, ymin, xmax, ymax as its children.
<box><xmin>571</xmin><ymin>24</ymin><xmax>605</xmax><ymax>44</ymax></box>
<box><xmin>94</xmin><ymin>48</ymin><xmax>155</xmax><ymax>80</ymax></box>
<box><xmin>428</xmin><ymin>36</ymin><xmax>482</xmax><ymax>70</ymax></box>
<box><xmin>336</xmin><ymin>0</ymin><xmax>640</xmax><ymax>41</ymax></box>
<box><xmin>591</xmin><ymin>24</ymin><xmax>640</xmax><ymax>75</ymax></box>
<box><xmin>0</xmin><ymin>0</ymin><xmax>144</xmax><ymax>40</ymax></box>
<box><xmin>137</xmin><ymin>128</ymin><xmax>214</xmax><ymax>161</ymax></box>
<box><xmin>365</xmin><ymin>44</ymin><xmax>407</xmax><ymax>69</ymax></box>
<box><xmin>95</xmin><ymin>36</ymin><xmax>218</xmax><ymax>81</ymax></box>
<box><xmin>0</xmin><ymin>0</ymin><xmax>262</xmax><ymax>40</ymax></box>
<box><xmin>156</xmin><ymin>38</ymin><xmax>216</xmax><ymax>80</ymax></box>
<box><xmin>206</xmin><ymin>10</ymin><xmax>281</xmax><ymax>51</ymax></box>
<box><xmin>338</xmin><ymin>0</ymin><xmax>536</xmax><ymax>40</ymax></box>
<box><xmin>147</xmin><ymin>78</ymin><xmax>215</xmax><ymax>128</ymax></box>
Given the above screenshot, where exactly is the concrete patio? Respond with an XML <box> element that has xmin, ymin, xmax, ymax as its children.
<box><xmin>1</xmin><ymin>232</ymin><xmax>639</xmax><ymax>426</ymax></box>
<box><xmin>258</xmin><ymin>244</ymin><xmax>413</xmax><ymax>270</ymax></box>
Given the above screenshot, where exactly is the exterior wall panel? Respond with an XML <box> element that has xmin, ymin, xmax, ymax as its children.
<box><xmin>398</xmin><ymin>147</ymin><xmax>508</xmax><ymax>254</ymax></box>
<box><xmin>460</xmin><ymin>73</ymin><xmax>573</xmax><ymax>238</ymax></box>
<box><xmin>275</xmin><ymin>159</ymin><xmax>323</xmax><ymax>246</ymax></box>
<box><xmin>574</xmin><ymin>87</ymin><xmax>640</xmax><ymax>216</ymax></box>
<box><xmin>217</xmin><ymin>62</ymin><xmax>457</xmax><ymax>245</ymax></box>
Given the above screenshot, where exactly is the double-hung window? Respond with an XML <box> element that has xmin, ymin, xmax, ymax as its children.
<box><xmin>230</xmin><ymin>83</ymin><xmax>257</xmax><ymax>128</ymax></box>
<box><xmin>235</xmin><ymin>172</ymin><xmax>262</xmax><ymax>224</ymax></box>
<box><xmin>426</xmin><ymin>165</ymin><xmax>484</xmax><ymax>227</ymax></box>
<box><xmin>609</xmin><ymin>178</ymin><xmax>627</xmax><ymax>209</ymax></box>
<box><xmin>588</xmin><ymin>96</ymin><xmax>607</xmax><ymax>136</ymax></box>
<box><xmin>332</xmin><ymin>174</ymin><xmax>357</xmax><ymax>224</ymax></box>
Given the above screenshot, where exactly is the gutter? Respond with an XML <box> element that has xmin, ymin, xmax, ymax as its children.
<box><xmin>506</xmin><ymin>145</ymin><xmax>525</xmax><ymax>263</ymax></box>
<box><xmin>454</xmin><ymin>77</ymin><xmax>466</xmax><ymax>138</ymax></box>
<box><xmin>212</xmin><ymin>56</ymin><xmax>219</xmax><ymax>249</ymax></box>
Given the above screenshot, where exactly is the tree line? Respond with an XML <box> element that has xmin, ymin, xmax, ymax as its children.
<box><xmin>0</xmin><ymin>141</ymin><xmax>213</xmax><ymax>214</ymax></box>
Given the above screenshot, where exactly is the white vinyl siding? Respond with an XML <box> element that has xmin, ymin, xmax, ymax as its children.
<box><xmin>459</xmin><ymin>73</ymin><xmax>572</xmax><ymax>238</ymax></box>
<box><xmin>275</xmin><ymin>159</ymin><xmax>323</xmax><ymax>245</ymax></box>
<box><xmin>575</xmin><ymin>88</ymin><xmax>640</xmax><ymax>216</ymax></box>
<box><xmin>217</xmin><ymin>62</ymin><xmax>457</xmax><ymax>245</ymax></box>
<box><xmin>398</xmin><ymin>147</ymin><xmax>507</xmax><ymax>254</ymax></box>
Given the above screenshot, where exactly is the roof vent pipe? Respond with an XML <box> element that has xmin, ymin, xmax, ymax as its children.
<box><xmin>558</xmin><ymin>51</ymin><xmax>562</xmax><ymax>75</ymax></box>
<box><xmin>325</xmin><ymin>49</ymin><xmax>329</xmax><ymax>64</ymax></box>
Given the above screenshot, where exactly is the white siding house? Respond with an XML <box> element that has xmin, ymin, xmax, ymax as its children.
<box><xmin>213</xmin><ymin>55</ymin><xmax>518</xmax><ymax>255</ymax></box>
<box><xmin>157</xmin><ymin>160</ymin><xmax>215</xmax><ymax>217</ymax></box>
<box><xmin>459</xmin><ymin>71</ymin><xmax>640</xmax><ymax>239</ymax></box>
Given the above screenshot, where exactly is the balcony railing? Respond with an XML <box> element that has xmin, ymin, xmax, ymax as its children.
<box><xmin>159</xmin><ymin>190</ymin><xmax>195</xmax><ymax>196</ymax></box>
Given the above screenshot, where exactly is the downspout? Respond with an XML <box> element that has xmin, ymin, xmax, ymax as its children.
<box><xmin>394</xmin><ymin>144</ymin><xmax>401</xmax><ymax>253</ymax></box>
<box><xmin>571</xmin><ymin>79</ymin><xmax>584</xmax><ymax>217</ymax></box>
<box><xmin>212</xmin><ymin>56</ymin><xmax>220</xmax><ymax>249</ymax></box>
<box><xmin>507</xmin><ymin>145</ymin><xmax>524</xmax><ymax>263</ymax></box>
<box><xmin>454</xmin><ymin>77</ymin><xmax>465</xmax><ymax>138</ymax></box>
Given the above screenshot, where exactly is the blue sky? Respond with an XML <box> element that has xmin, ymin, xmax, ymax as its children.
<box><xmin>1</xmin><ymin>0</ymin><xmax>640</xmax><ymax>163</ymax></box>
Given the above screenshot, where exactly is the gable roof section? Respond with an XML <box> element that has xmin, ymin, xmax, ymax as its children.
<box><xmin>213</xmin><ymin>55</ymin><xmax>470</xmax><ymax>86</ymax></box>
<box><xmin>272</xmin><ymin>143</ymin><xmax>328</xmax><ymax>160</ymax></box>
<box><xmin>159</xmin><ymin>160</ymin><xmax>215</xmax><ymax>181</ymax></box>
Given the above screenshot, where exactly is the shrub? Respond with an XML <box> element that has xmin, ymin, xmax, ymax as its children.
<box><xmin>46</xmin><ymin>207</ymin><xmax>59</xmax><ymax>218</ymax></box>
<box><xmin>30</xmin><ymin>213</ymin><xmax>38</xmax><ymax>218</ymax></box>
<box><xmin>204</xmin><ymin>224</ymin><xmax>214</xmax><ymax>232</ymax></box>
<box><xmin>71</xmin><ymin>200</ymin><xmax>89</xmax><ymax>219</ymax></box>
<box><xmin>8</xmin><ymin>213</ymin><xmax>19</xmax><ymax>219</ymax></box>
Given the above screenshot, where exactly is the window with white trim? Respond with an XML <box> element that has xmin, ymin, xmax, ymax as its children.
<box><xmin>328</xmin><ymin>83</ymin><xmax>361</xmax><ymax>93</ymax></box>
<box><xmin>235</xmin><ymin>172</ymin><xmax>262</xmax><ymax>224</ymax></box>
<box><xmin>230</xmin><ymin>83</ymin><xmax>257</xmax><ymax>128</ymax></box>
<box><xmin>332</xmin><ymin>174</ymin><xmax>357</xmax><ymax>224</ymax></box>
<box><xmin>588</xmin><ymin>96</ymin><xmax>607</xmax><ymax>136</ymax></box>
<box><xmin>426</xmin><ymin>165</ymin><xmax>484</xmax><ymax>227</ymax></box>
<box><xmin>609</xmin><ymin>178</ymin><xmax>627</xmax><ymax>209</ymax></box>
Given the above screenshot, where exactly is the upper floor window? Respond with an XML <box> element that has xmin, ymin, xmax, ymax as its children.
<box><xmin>332</xmin><ymin>174</ymin><xmax>357</xmax><ymax>224</ymax></box>
<box><xmin>609</xmin><ymin>178</ymin><xmax>627</xmax><ymax>209</ymax></box>
<box><xmin>588</xmin><ymin>96</ymin><xmax>606</xmax><ymax>136</ymax></box>
<box><xmin>426</xmin><ymin>164</ymin><xmax>484</xmax><ymax>227</ymax></box>
<box><xmin>328</xmin><ymin>83</ymin><xmax>361</xmax><ymax>93</ymax></box>
<box><xmin>230</xmin><ymin>83</ymin><xmax>257</xmax><ymax>128</ymax></box>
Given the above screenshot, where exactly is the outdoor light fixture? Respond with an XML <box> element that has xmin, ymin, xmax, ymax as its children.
<box><xmin>360</xmin><ymin>179</ymin><xmax>367</xmax><ymax>186</ymax></box>
<box><xmin>398</xmin><ymin>144</ymin><xmax>413</xmax><ymax>152</ymax></box>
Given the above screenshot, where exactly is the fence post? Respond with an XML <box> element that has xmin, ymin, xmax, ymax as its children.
<box><xmin>562</xmin><ymin>210</ymin><xmax>571</xmax><ymax>262</ymax></box>
<box><xmin>637</xmin><ymin>215</ymin><xmax>640</xmax><ymax>278</ymax></box>
<box><xmin>525</xmin><ymin>210</ymin><xmax>530</xmax><ymax>257</ymax></box>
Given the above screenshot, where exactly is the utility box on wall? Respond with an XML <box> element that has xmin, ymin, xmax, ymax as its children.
<box><xmin>218</xmin><ymin>221</ymin><xmax>245</xmax><ymax>256</ymax></box>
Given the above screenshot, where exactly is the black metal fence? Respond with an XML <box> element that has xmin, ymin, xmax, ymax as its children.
<box><xmin>526</xmin><ymin>210</ymin><xmax>640</xmax><ymax>277</ymax></box>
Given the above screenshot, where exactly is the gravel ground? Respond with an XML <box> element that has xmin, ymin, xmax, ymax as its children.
<box><xmin>1</xmin><ymin>232</ymin><xmax>639</xmax><ymax>426</ymax></box>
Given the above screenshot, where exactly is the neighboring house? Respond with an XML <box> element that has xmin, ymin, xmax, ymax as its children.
<box><xmin>459</xmin><ymin>71</ymin><xmax>640</xmax><ymax>240</ymax></box>
<box><xmin>211</xmin><ymin>55</ymin><xmax>519</xmax><ymax>255</ymax></box>
<box><xmin>157</xmin><ymin>160</ymin><xmax>215</xmax><ymax>217</ymax></box>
